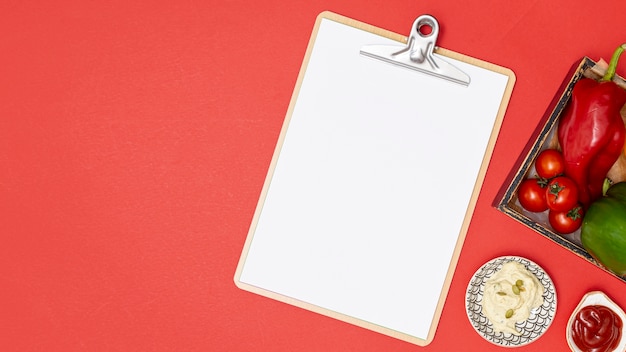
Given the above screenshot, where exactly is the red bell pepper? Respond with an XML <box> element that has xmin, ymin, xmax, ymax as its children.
<box><xmin>558</xmin><ymin>44</ymin><xmax>626</xmax><ymax>209</ymax></box>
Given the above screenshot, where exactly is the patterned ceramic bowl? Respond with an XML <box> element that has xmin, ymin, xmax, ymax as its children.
<box><xmin>465</xmin><ymin>256</ymin><xmax>557</xmax><ymax>347</ymax></box>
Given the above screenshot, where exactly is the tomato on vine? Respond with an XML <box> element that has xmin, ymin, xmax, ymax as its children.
<box><xmin>549</xmin><ymin>205</ymin><xmax>583</xmax><ymax>234</ymax></box>
<box><xmin>518</xmin><ymin>178</ymin><xmax>548</xmax><ymax>212</ymax></box>
<box><xmin>535</xmin><ymin>149</ymin><xmax>565</xmax><ymax>179</ymax></box>
<box><xmin>546</xmin><ymin>176</ymin><xmax>579</xmax><ymax>212</ymax></box>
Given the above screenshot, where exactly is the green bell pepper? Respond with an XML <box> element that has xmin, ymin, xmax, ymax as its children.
<box><xmin>581</xmin><ymin>182</ymin><xmax>626</xmax><ymax>277</ymax></box>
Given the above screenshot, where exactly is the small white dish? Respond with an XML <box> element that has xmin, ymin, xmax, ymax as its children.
<box><xmin>566</xmin><ymin>291</ymin><xmax>626</xmax><ymax>352</ymax></box>
<box><xmin>465</xmin><ymin>256</ymin><xmax>557</xmax><ymax>347</ymax></box>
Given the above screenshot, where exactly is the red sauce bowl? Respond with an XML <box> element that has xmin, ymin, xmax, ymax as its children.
<box><xmin>566</xmin><ymin>291</ymin><xmax>626</xmax><ymax>352</ymax></box>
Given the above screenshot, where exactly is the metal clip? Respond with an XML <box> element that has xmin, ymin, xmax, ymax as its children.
<box><xmin>360</xmin><ymin>15</ymin><xmax>471</xmax><ymax>86</ymax></box>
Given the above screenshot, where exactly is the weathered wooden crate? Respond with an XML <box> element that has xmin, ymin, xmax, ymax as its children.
<box><xmin>496</xmin><ymin>57</ymin><xmax>626</xmax><ymax>283</ymax></box>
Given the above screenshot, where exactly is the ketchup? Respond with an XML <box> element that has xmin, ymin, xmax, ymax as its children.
<box><xmin>571</xmin><ymin>305</ymin><xmax>623</xmax><ymax>352</ymax></box>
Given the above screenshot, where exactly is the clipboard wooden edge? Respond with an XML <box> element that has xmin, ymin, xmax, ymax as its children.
<box><xmin>234</xmin><ymin>10</ymin><xmax>516</xmax><ymax>347</ymax></box>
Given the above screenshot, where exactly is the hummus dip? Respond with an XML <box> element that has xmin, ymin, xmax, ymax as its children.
<box><xmin>482</xmin><ymin>261</ymin><xmax>544</xmax><ymax>335</ymax></box>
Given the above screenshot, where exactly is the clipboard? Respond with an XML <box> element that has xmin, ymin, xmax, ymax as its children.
<box><xmin>234</xmin><ymin>11</ymin><xmax>515</xmax><ymax>346</ymax></box>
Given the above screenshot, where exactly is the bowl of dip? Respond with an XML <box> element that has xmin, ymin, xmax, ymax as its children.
<box><xmin>566</xmin><ymin>291</ymin><xmax>626</xmax><ymax>352</ymax></box>
<box><xmin>466</xmin><ymin>256</ymin><xmax>557</xmax><ymax>347</ymax></box>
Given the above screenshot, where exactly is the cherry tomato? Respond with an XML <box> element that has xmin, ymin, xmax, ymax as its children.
<box><xmin>546</xmin><ymin>176</ymin><xmax>579</xmax><ymax>212</ymax></box>
<box><xmin>518</xmin><ymin>178</ymin><xmax>548</xmax><ymax>212</ymax></box>
<box><xmin>549</xmin><ymin>205</ymin><xmax>583</xmax><ymax>234</ymax></box>
<box><xmin>535</xmin><ymin>149</ymin><xmax>565</xmax><ymax>179</ymax></box>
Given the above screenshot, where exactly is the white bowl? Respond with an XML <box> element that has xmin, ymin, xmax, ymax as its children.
<box><xmin>466</xmin><ymin>256</ymin><xmax>557</xmax><ymax>347</ymax></box>
<box><xmin>566</xmin><ymin>291</ymin><xmax>626</xmax><ymax>352</ymax></box>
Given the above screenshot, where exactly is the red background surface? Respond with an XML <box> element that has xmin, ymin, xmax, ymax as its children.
<box><xmin>2</xmin><ymin>1</ymin><xmax>626</xmax><ymax>351</ymax></box>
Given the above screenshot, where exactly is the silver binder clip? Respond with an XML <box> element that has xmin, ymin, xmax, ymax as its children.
<box><xmin>360</xmin><ymin>14</ymin><xmax>471</xmax><ymax>86</ymax></box>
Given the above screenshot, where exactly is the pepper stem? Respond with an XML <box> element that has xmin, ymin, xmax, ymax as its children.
<box><xmin>602</xmin><ymin>43</ymin><xmax>626</xmax><ymax>82</ymax></box>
